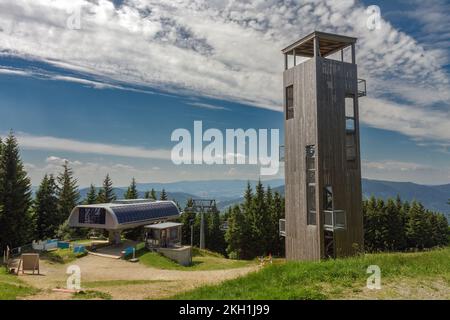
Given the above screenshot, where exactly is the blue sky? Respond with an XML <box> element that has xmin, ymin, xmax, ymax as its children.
<box><xmin>0</xmin><ymin>0</ymin><xmax>449</xmax><ymax>187</ymax></box>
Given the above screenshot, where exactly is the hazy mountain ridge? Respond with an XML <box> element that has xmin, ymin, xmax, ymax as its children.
<box><xmin>214</xmin><ymin>179</ymin><xmax>450</xmax><ymax>216</ymax></box>
<box><xmin>34</xmin><ymin>178</ymin><xmax>449</xmax><ymax>217</ymax></box>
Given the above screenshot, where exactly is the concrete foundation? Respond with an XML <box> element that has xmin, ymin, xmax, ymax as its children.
<box><xmin>157</xmin><ymin>246</ymin><xmax>192</xmax><ymax>266</ymax></box>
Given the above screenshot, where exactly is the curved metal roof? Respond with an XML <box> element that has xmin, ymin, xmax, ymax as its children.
<box><xmin>68</xmin><ymin>200</ymin><xmax>181</xmax><ymax>230</ymax></box>
<box><xmin>111</xmin><ymin>201</ymin><xmax>180</xmax><ymax>225</ymax></box>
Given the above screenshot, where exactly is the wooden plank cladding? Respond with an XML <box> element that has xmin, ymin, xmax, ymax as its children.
<box><xmin>282</xmin><ymin>32</ymin><xmax>364</xmax><ymax>261</ymax></box>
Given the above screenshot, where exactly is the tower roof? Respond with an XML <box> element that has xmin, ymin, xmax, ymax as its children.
<box><xmin>282</xmin><ymin>31</ymin><xmax>356</xmax><ymax>57</ymax></box>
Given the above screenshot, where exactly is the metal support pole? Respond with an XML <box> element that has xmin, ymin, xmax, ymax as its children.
<box><xmin>190</xmin><ymin>223</ymin><xmax>194</xmax><ymax>247</ymax></box>
<box><xmin>200</xmin><ymin>211</ymin><xmax>205</xmax><ymax>249</ymax></box>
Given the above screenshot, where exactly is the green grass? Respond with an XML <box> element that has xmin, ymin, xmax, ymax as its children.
<box><xmin>83</xmin><ymin>279</ymin><xmax>172</xmax><ymax>288</ymax></box>
<box><xmin>173</xmin><ymin>247</ymin><xmax>450</xmax><ymax>300</ymax></box>
<box><xmin>139</xmin><ymin>248</ymin><xmax>256</xmax><ymax>271</ymax></box>
<box><xmin>0</xmin><ymin>268</ymin><xmax>38</xmax><ymax>300</ymax></box>
<box><xmin>72</xmin><ymin>290</ymin><xmax>112</xmax><ymax>300</ymax></box>
<box><xmin>41</xmin><ymin>248</ymin><xmax>87</xmax><ymax>264</ymax></box>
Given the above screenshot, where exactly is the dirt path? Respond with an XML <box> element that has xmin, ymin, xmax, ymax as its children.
<box><xmin>18</xmin><ymin>255</ymin><xmax>258</xmax><ymax>300</ymax></box>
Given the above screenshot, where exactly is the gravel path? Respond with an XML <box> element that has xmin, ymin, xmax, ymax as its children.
<box><xmin>18</xmin><ymin>254</ymin><xmax>257</xmax><ymax>300</ymax></box>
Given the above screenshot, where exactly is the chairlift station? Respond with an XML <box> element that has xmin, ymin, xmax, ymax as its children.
<box><xmin>280</xmin><ymin>31</ymin><xmax>366</xmax><ymax>260</ymax></box>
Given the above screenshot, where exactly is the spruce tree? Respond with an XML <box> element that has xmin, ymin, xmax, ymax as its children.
<box><xmin>225</xmin><ymin>205</ymin><xmax>251</xmax><ymax>259</ymax></box>
<box><xmin>97</xmin><ymin>174</ymin><xmax>116</xmax><ymax>203</ymax></box>
<box><xmin>34</xmin><ymin>174</ymin><xmax>59</xmax><ymax>239</ymax></box>
<box><xmin>406</xmin><ymin>201</ymin><xmax>428</xmax><ymax>249</ymax></box>
<box><xmin>206</xmin><ymin>203</ymin><xmax>226</xmax><ymax>254</ymax></box>
<box><xmin>85</xmin><ymin>184</ymin><xmax>97</xmax><ymax>204</ymax></box>
<box><xmin>181</xmin><ymin>199</ymin><xmax>196</xmax><ymax>245</ymax></box>
<box><xmin>144</xmin><ymin>188</ymin><xmax>157</xmax><ymax>200</ymax></box>
<box><xmin>251</xmin><ymin>180</ymin><xmax>268</xmax><ymax>256</ymax></box>
<box><xmin>56</xmin><ymin>160</ymin><xmax>80</xmax><ymax>227</ymax></box>
<box><xmin>125</xmin><ymin>178</ymin><xmax>139</xmax><ymax>199</ymax></box>
<box><xmin>270</xmin><ymin>190</ymin><xmax>285</xmax><ymax>256</ymax></box>
<box><xmin>150</xmin><ymin>188</ymin><xmax>157</xmax><ymax>200</ymax></box>
<box><xmin>160</xmin><ymin>188</ymin><xmax>168</xmax><ymax>200</ymax></box>
<box><xmin>385</xmin><ymin>198</ymin><xmax>406</xmax><ymax>251</ymax></box>
<box><xmin>0</xmin><ymin>132</ymin><xmax>33</xmax><ymax>249</ymax></box>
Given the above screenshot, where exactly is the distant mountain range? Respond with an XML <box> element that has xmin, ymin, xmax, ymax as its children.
<box><xmin>212</xmin><ymin>179</ymin><xmax>450</xmax><ymax>216</ymax></box>
<box><xmin>33</xmin><ymin>178</ymin><xmax>449</xmax><ymax>218</ymax></box>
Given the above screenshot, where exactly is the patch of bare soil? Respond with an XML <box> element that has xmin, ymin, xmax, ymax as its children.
<box><xmin>343</xmin><ymin>277</ymin><xmax>450</xmax><ymax>300</ymax></box>
<box><xmin>18</xmin><ymin>254</ymin><xmax>257</xmax><ymax>300</ymax></box>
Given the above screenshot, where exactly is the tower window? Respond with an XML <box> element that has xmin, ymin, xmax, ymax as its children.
<box><xmin>346</xmin><ymin>132</ymin><xmax>356</xmax><ymax>160</ymax></box>
<box><xmin>286</xmin><ymin>85</ymin><xmax>294</xmax><ymax>120</ymax></box>
<box><xmin>345</xmin><ymin>95</ymin><xmax>357</xmax><ymax>161</ymax></box>
<box><xmin>324</xmin><ymin>186</ymin><xmax>333</xmax><ymax>211</ymax></box>
<box><xmin>345</xmin><ymin>95</ymin><xmax>356</xmax><ymax>132</ymax></box>
<box><xmin>306</xmin><ymin>145</ymin><xmax>316</xmax><ymax>225</ymax></box>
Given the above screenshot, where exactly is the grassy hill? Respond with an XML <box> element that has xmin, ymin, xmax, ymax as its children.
<box><xmin>139</xmin><ymin>248</ymin><xmax>255</xmax><ymax>271</ymax></box>
<box><xmin>174</xmin><ymin>247</ymin><xmax>450</xmax><ymax>300</ymax></box>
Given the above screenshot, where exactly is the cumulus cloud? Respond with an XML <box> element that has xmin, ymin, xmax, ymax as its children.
<box><xmin>0</xmin><ymin>0</ymin><xmax>448</xmax><ymax>147</ymax></box>
<box><xmin>13</xmin><ymin>133</ymin><xmax>171</xmax><ymax>160</ymax></box>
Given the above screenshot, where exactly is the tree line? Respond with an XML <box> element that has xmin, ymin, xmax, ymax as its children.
<box><xmin>1</xmin><ymin>132</ymin><xmax>449</xmax><ymax>256</ymax></box>
<box><xmin>363</xmin><ymin>196</ymin><xmax>449</xmax><ymax>252</ymax></box>
<box><xmin>178</xmin><ymin>182</ymin><xmax>285</xmax><ymax>259</ymax></box>
<box><xmin>0</xmin><ymin>132</ymin><xmax>170</xmax><ymax>249</ymax></box>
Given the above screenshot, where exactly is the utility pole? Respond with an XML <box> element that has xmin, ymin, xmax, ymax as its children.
<box><xmin>190</xmin><ymin>219</ymin><xmax>194</xmax><ymax>247</ymax></box>
<box><xmin>186</xmin><ymin>199</ymin><xmax>216</xmax><ymax>250</ymax></box>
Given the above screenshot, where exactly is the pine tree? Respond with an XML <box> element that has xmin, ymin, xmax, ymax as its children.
<box><xmin>269</xmin><ymin>190</ymin><xmax>285</xmax><ymax>256</ymax></box>
<box><xmin>363</xmin><ymin>195</ymin><xmax>379</xmax><ymax>252</ymax></box>
<box><xmin>225</xmin><ymin>205</ymin><xmax>251</xmax><ymax>259</ymax></box>
<box><xmin>56</xmin><ymin>161</ymin><xmax>80</xmax><ymax>227</ymax></box>
<box><xmin>160</xmin><ymin>188</ymin><xmax>168</xmax><ymax>200</ymax></box>
<box><xmin>0</xmin><ymin>132</ymin><xmax>33</xmax><ymax>249</ymax></box>
<box><xmin>251</xmin><ymin>180</ymin><xmax>268</xmax><ymax>256</ymax></box>
<box><xmin>406</xmin><ymin>201</ymin><xmax>428</xmax><ymax>249</ymax></box>
<box><xmin>144</xmin><ymin>188</ymin><xmax>157</xmax><ymax>200</ymax></box>
<box><xmin>97</xmin><ymin>174</ymin><xmax>116</xmax><ymax>203</ymax></box>
<box><xmin>150</xmin><ymin>188</ymin><xmax>157</xmax><ymax>200</ymax></box>
<box><xmin>385</xmin><ymin>198</ymin><xmax>406</xmax><ymax>251</ymax></box>
<box><xmin>206</xmin><ymin>203</ymin><xmax>226</xmax><ymax>254</ymax></box>
<box><xmin>125</xmin><ymin>178</ymin><xmax>139</xmax><ymax>199</ymax></box>
<box><xmin>181</xmin><ymin>199</ymin><xmax>196</xmax><ymax>245</ymax></box>
<box><xmin>85</xmin><ymin>184</ymin><xmax>97</xmax><ymax>204</ymax></box>
<box><xmin>34</xmin><ymin>174</ymin><xmax>59</xmax><ymax>239</ymax></box>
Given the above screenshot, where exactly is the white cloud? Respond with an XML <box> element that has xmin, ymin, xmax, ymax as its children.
<box><xmin>0</xmin><ymin>0</ymin><xmax>448</xmax><ymax>146</ymax></box>
<box><xmin>362</xmin><ymin>159</ymin><xmax>450</xmax><ymax>184</ymax></box>
<box><xmin>186</xmin><ymin>102</ymin><xmax>230</xmax><ymax>111</ymax></box>
<box><xmin>10</xmin><ymin>133</ymin><xmax>171</xmax><ymax>160</ymax></box>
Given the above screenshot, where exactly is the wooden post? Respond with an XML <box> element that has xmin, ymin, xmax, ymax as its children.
<box><xmin>314</xmin><ymin>36</ymin><xmax>320</xmax><ymax>57</ymax></box>
<box><xmin>293</xmin><ymin>49</ymin><xmax>296</xmax><ymax>66</ymax></box>
<box><xmin>341</xmin><ymin>49</ymin><xmax>344</xmax><ymax>62</ymax></box>
<box><xmin>284</xmin><ymin>54</ymin><xmax>288</xmax><ymax>70</ymax></box>
<box><xmin>351</xmin><ymin>44</ymin><xmax>356</xmax><ymax>64</ymax></box>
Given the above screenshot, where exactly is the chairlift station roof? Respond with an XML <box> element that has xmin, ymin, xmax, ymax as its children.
<box><xmin>68</xmin><ymin>200</ymin><xmax>181</xmax><ymax>230</ymax></box>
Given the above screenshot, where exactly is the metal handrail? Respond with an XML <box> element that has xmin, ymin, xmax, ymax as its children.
<box><xmin>323</xmin><ymin>210</ymin><xmax>346</xmax><ymax>231</ymax></box>
<box><xmin>358</xmin><ymin>79</ymin><xmax>367</xmax><ymax>97</ymax></box>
